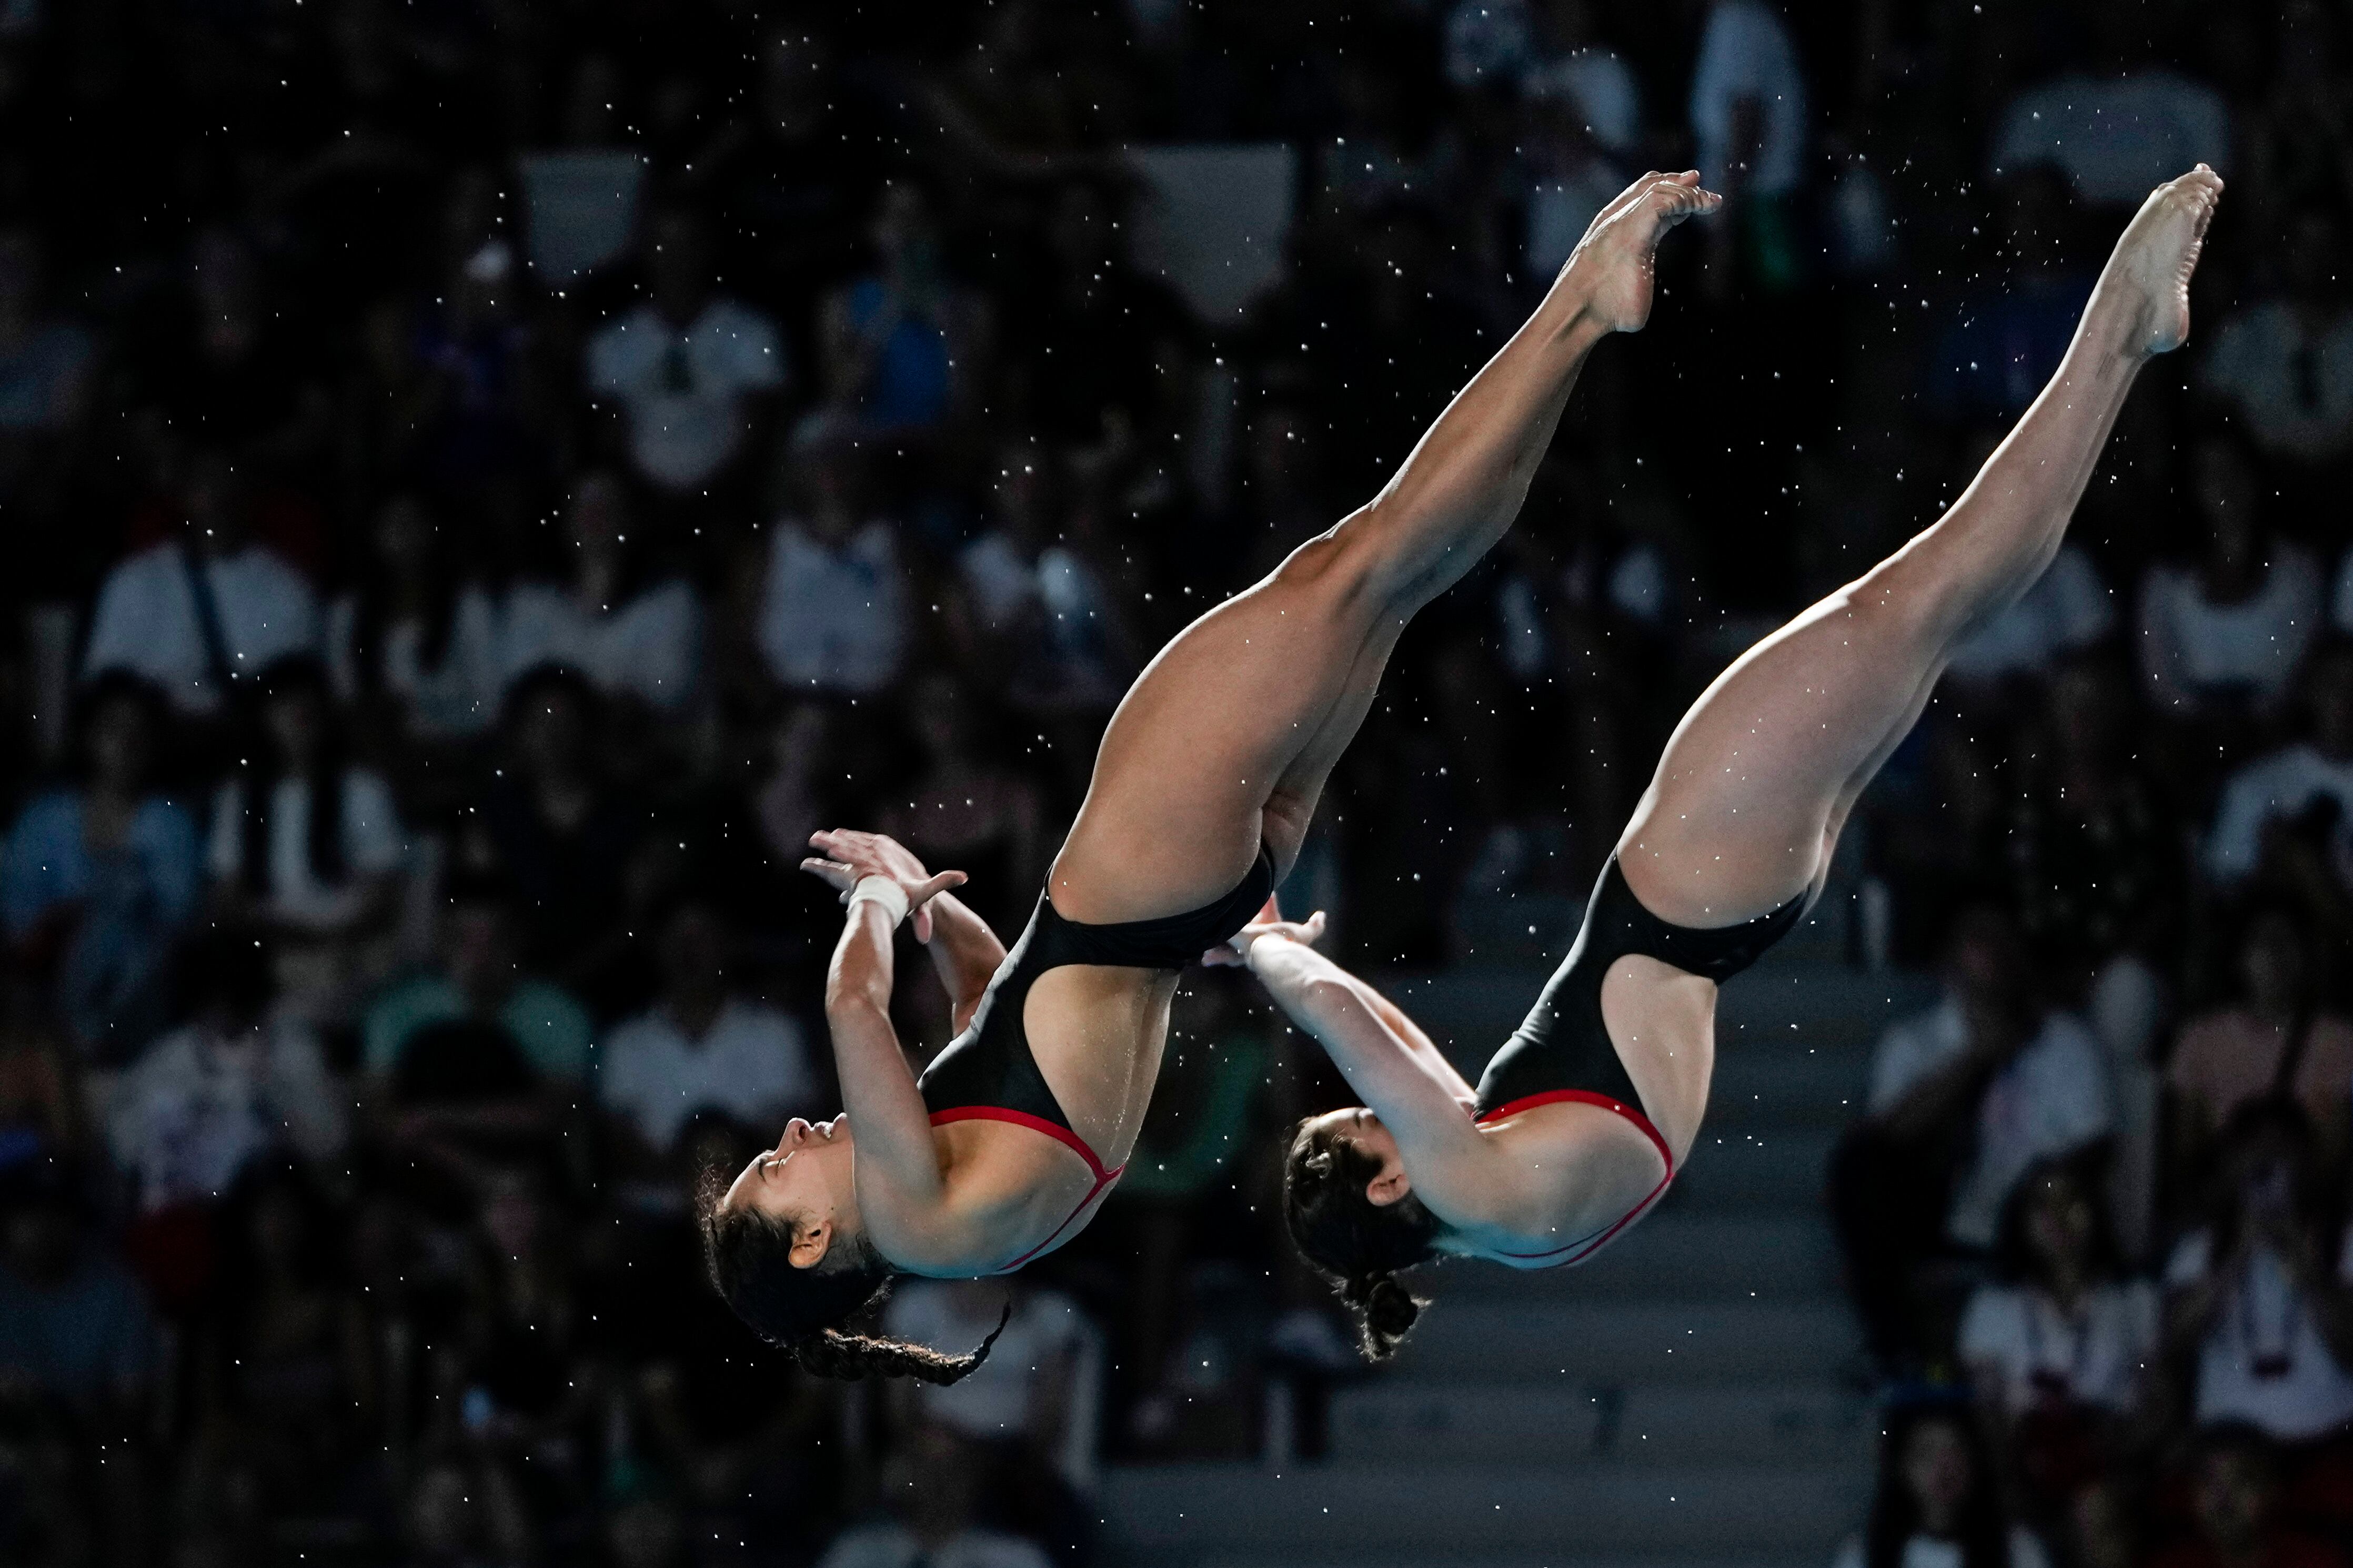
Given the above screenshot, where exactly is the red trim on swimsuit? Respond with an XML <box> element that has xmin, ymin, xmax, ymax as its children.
<box><xmin>1471</xmin><ymin>1089</ymin><xmax>1675</xmax><ymax>1266</ymax></box>
<box><xmin>927</xmin><ymin>1107</ymin><xmax>1126</xmax><ymax>1272</ymax></box>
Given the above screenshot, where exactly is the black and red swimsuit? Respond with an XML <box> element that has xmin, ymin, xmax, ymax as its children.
<box><xmin>918</xmin><ymin>849</ymin><xmax>1276</xmax><ymax>1272</ymax></box>
<box><xmin>1470</xmin><ymin>855</ymin><xmax>1804</xmax><ymax>1266</ymax></box>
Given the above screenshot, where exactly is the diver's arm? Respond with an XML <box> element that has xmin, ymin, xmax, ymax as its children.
<box><xmin>821</xmin><ymin>896</ymin><xmax>949</xmax><ymax>1211</ymax></box>
<box><xmin>1212</xmin><ymin>915</ymin><xmax>1475</xmax><ymax>1104</ymax></box>
<box><xmin>1238</xmin><ymin>934</ymin><xmax>1491</xmax><ymax>1178</ymax></box>
<box><xmin>919</xmin><ymin>892</ymin><xmax>1007</xmax><ymax>1035</ymax></box>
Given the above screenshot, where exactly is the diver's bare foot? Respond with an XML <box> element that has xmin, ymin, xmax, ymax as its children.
<box><xmin>2091</xmin><ymin>164</ymin><xmax>2223</xmax><ymax>357</ymax></box>
<box><xmin>1558</xmin><ymin>170</ymin><xmax>1723</xmax><ymax>334</ymax></box>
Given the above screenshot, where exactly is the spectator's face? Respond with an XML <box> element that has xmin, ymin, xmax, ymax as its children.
<box><xmin>191</xmin><ymin>230</ymin><xmax>256</xmax><ymax>332</ymax></box>
<box><xmin>2047</xmin><ymin>664</ymin><xmax>2121</xmax><ymax>761</ymax></box>
<box><xmin>2190</xmin><ymin>1448</ymin><xmax>2274</xmax><ymax>1550</ymax></box>
<box><xmin>2022</xmin><ymin>1171</ymin><xmax>2095</xmax><ymax>1274</ymax></box>
<box><xmin>885</xmin><ymin>1425</ymin><xmax>980</xmax><ymax>1541</ymax></box>
<box><xmin>1248</xmin><ymin>408</ymin><xmax>1315</xmax><ymax>499</ymax></box>
<box><xmin>2068</xmin><ymin>1481</ymin><xmax>2138</xmax><ymax>1568</ymax></box>
<box><xmin>659</xmin><ymin>905</ymin><xmax>728</xmax><ymax>996</ymax></box>
<box><xmin>1540</xmin><ymin>0</ymin><xmax>1595</xmax><ymax>50</ymax></box>
<box><xmin>83</xmin><ymin>695</ymin><xmax>154</xmax><ymax>793</ymax></box>
<box><xmin>797</xmin><ymin>446</ymin><xmax>866</xmax><ymax>540</ymax></box>
<box><xmin>2193</xmin><ymin>443</ymin><xmax>2260</xmax><ymax>555</ymax></box>
<box><xmin>249</xmin><ymin>1187</ymin><xmax>309</xmax><ymax>1277</ymax></box>
<box><xmin>262</xmin><ymin>685</ymin><xmax>325</xmax><ymax>771</ymax></box>
<box><xmin>1</xmin><ymin>1199</ymin><xmax>77</xmax><ymax>1283</ymax></box>
<box><xmin>2241</xmin><ymin>914</ymin><xmax>2307</xmax><ymax>1012</ymax></box>
<box><xmin>1945</xmin><ymin>918</ymin><xmax>2024</xmax><ymax>1016</ymax></box>
<box><xmin>0</xmin><ymin>229</ymin><xmax>37</xmax><ymax>318</ymax></box>
<box><xmin>719</xmin><ymin>1116</ymin><xmax>858</xmax><ymax>1267</ymax></box>
<box><xmin>1897</xmin><ymin>1418</ymin><xmax>1976</xmax><ymax>1531</ymax></box>
<box><xmin>569</xmin><ymin>472</ymin><xmax>629</xmax><ymax>565</ymax></box>
<box><xmin>759</xmin><ymin>32</ymin><xmax>831</xmax><ymax>137</ymax></box>
<box><xmin>910</xmin><ymin>675</ymin><xmax>969</xmax><ymax>762</ymax></box>
<box><xmin>871</xmin><ymin>187</ymin><xmax>938</xmax><ymax>278</ymax></box>
<box><xmin>479</xmin><ymin>1170</ymin><xmax>545</xmax><ymax>1258</ymax></box>
<box><xmin>605</xmin><ymin>1497</ymin><xmax>686</xmax><ymax>1568</ymax></box>
<box><xmin>991</xmin><ymin>449</ymin><xmax>1052</xmax><ymax>539</ymax></box>
<box><xmin>562</xmin><ymin>55</ymin><xmax>627</xmax><ymax>147</ymax></box>
<box><xmin>646</xmin><ymin>212</ymin><xmax>711</xmax><ymax>321</ymax></box>
<box><xmin>2227</xmin><ymin>1128</ymin><xmax>2304</xmax><ymax>1231</ymax></box>
<box><xmin>2311</xmin><ymin>653</ymin><xmax>2353</xmax><ymax>755</ymax></box>
<box><xmin>445</xmin><ymin>903</ymin><xmax>518</xmax><ymax>998</ymax></box>
<box><xmin>1049</xmin><ymin>184</ymin><xmax>1115</xmax><ymax>274</ymax></box>
<box><xmin>2286</xmin><ymin>211</ymin><xmax>2341</xmax><ymax>302</ymax></box>
<box><xmin>183</xmin><ymin>454</ymin><xmax>252</xmax><ymax>553</ymax></box>
<box><xmin>373</xmin><ymin>496</ymin><xmax>435</xmax><ymax>577</ymax></box>
<box><xmin>406</xmin><ymin>1464</ymin><xmax>476</xmax><ymax>1559</ymax></box>
<box><xmin>512</xmin><ymin>686</ymin><xmax>590</xmax><ymax>777</ymax></box>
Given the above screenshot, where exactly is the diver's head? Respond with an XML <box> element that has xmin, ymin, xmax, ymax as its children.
<box><xmin>700</xmin><ymin>1118</ymin><xmax>1001</xmax><ymax>1382</ymax></box>
<box><xmin>1281</xmin><ymin>1109</ymin><xmax>1442</xmax><ymax>1361</ymax></box>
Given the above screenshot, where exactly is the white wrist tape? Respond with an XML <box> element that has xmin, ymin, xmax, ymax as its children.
<box><xmin>847</xmin><ymin>876</ymin><xmax>910</xmax><ymax>927</ymax></box>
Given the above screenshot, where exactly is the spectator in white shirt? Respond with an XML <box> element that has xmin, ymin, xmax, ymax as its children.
<box><xmin>2138</xmin><ymin>437</ymin><xmax>2322</xmax><ymax>720</ymax></box>
<box><xmin>1959</xmin><ymin>1153</ymin><xmax>2157</xmax><ymax>1518</ymax></box>
<box><xmin>815</xmin><ymin>1424</ymin><xmax>1052</xmax><ymax>1568</ymax></box>
<box><xmin>82</xmin><ymin>449</ymin><xmax>323</xmax><ymax>716</ymax></box>
<box><xmin>884</xmin><ymin>1279</ymin><xmax>1098</xmax><ymax>1473</ymax></box>
<box><xmin>2205</xmin><ymin>639</ymin><xmax>2353</xmax><ymax>886</ymax></box>
<box><xmin>331</xmin><ymin>493</ymin><xmax>505</xmax><ymax>742</ymax></box>
<box><xmin>596</xmin><ymin>897</ymin><xmax>817</xmax><ymax>1161</ymax></box>
<box><xmin>500</xmin><ymin>470</ymin><xmax>702</xmax><ymax>713</ymax></box>
<box><xmin>757</xmin><ymin>419</ymin><xmax>910</xmax><ymax>697</ymax></box>
<box><xmin>1871</xmin><ymin>979</ymin><xmax>2113</xmax><ymax>1251</ymax></box>
<box><xmin>209</xmin><ymin>656</ymin><xmax>405</xmax><ymax>1024</ymax></box>
<box><xmin>2161</xmin><ymin>1100</ymin><xmax>2353</xmax><ymax>1444</ymax></box>
<box><xmin>2201</xmin><ymin>209</ymin><xmax>2353</xmax><ymax>470</ymax></box>
<box><xmin>1832</xmin><ymin>906</ymin><xmax>2114</xmax><ymax>1373</ymax></box>
<box><xmin>881</xmin><ymin>1279</ymin><xmax>1100</xmax><ymax>1557</ymax></box>
<box><xmin>587</xmin><ymin>205</ymin><xmax>787</xmax><ymax>495</ymax></box>
<box><xmin>105</xmin><ymin>931</ymin><xmax>347</xmax><ymax>1213</ymax></box>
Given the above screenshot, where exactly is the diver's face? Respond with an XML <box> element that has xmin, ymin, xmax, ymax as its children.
<box><xmin>721</xmin><ymin>1117</ymin><xmax>857</xmax><ymax>1264</ymax></box>
<box><xmin>1307</xmin><ymin>1107</ymin><xmax>1409</xmax><ymax>1205</ymax></box>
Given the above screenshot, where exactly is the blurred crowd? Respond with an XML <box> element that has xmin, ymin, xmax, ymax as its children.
<box><xmin>2</xmin><ymin>0</ymin><xmax>2352</xmax><ymax>1565</ymax></box>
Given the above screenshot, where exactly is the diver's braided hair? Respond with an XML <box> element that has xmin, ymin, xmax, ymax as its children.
<box><xmin>696</xmin><ymin>1167</ymin><xmax>1009</xmax><ymax>1383</ymax></box>
<box><xmin>1281</xmin><ymin>1116</ymin><xmax>1442</xmax><ymax>1361</ymax></box>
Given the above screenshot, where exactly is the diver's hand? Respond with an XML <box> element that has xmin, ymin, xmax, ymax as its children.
<box><xmin>803</xmin><ymin>829</ymin><xmax>966</xmax><ymax>942</ymax></box>
<box><xmin>1202</xmin><ymin>910</ymin><xmax>1328</xmax><ymax>967</ymax></box>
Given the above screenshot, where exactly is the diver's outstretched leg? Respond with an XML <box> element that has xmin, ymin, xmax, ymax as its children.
<box><xmin>1052</xmin><ymin>174</ymin><xmax>1721</xmax><ymax>922</ymax></box>
<box><xmin>1619</xmin><ymin>166</ymin><xmax>2223</xmax><ymax>927</ymax></box>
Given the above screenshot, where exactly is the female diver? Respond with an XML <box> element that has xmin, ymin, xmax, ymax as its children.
<box><xmin>700</xmin><ymin>170</ymin><xmax>1724</xmax><ymax>1381</ymax></box>
<box><xmin>1227</xmin><ymin>167</ymin><xmax>2225</xmax><ymax>1360</ymax></box>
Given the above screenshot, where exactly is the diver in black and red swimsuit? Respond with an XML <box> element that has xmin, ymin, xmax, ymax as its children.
<box><xmin>699</xmin><ymin>171</ymin><xmax>1724</xmax><ymax>1384</ymax></box>
<box><xmin>1231</xmin><ymin>167</ymin><xmax>2224</xmax><ymax>1362</ymax></box>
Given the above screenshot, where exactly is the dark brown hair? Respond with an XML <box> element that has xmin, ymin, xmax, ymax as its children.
<box><xmin>695</xmin><ymin>1167</ymin><xmax>1005</xmax><ymax>1383</ymax></box>
<box><xmin>1281</xmin><ymin>1115</ymin><xmax>1442</xmax><ymax>1361</ymax></box>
